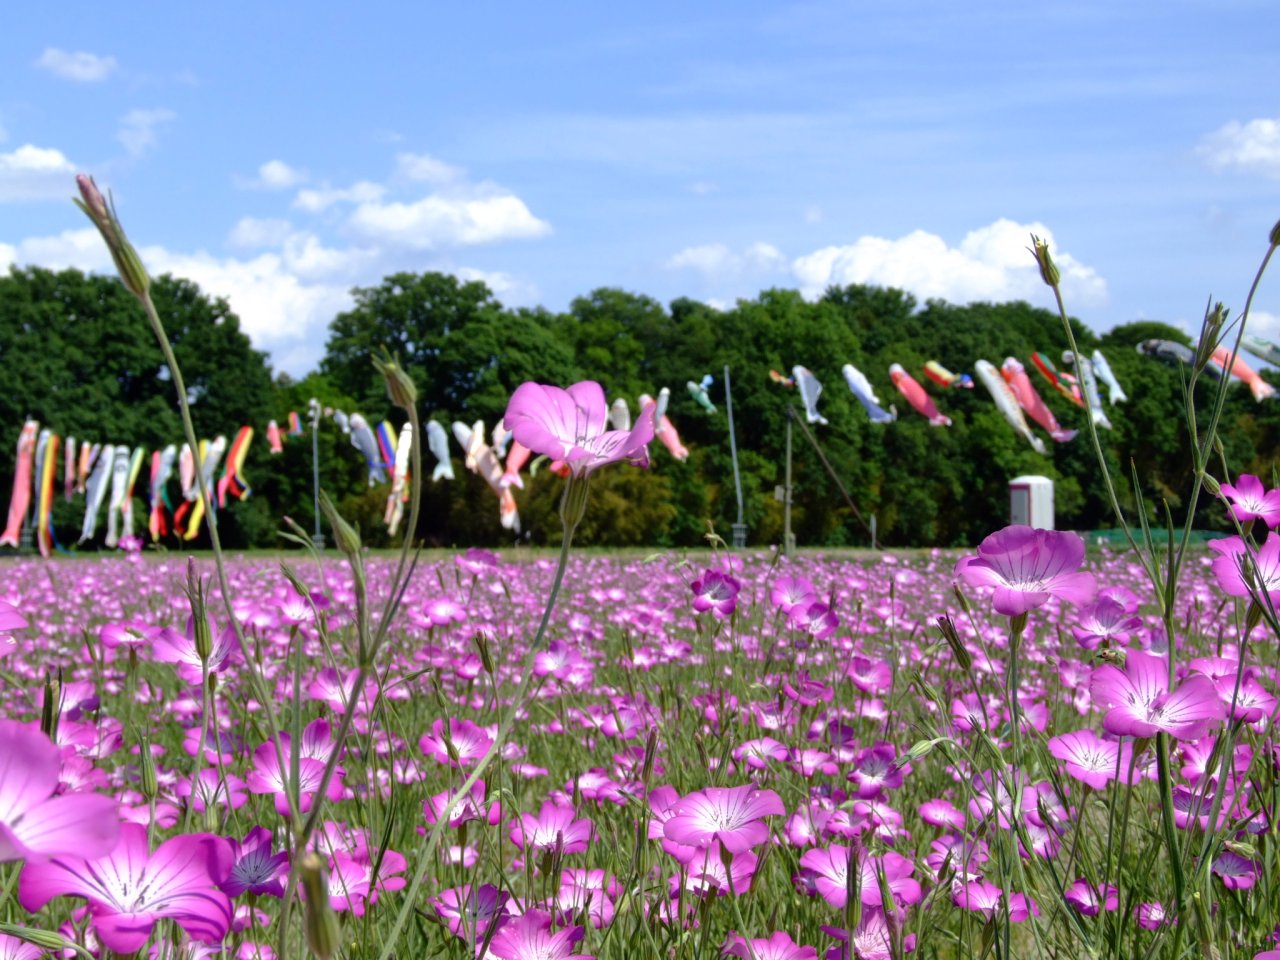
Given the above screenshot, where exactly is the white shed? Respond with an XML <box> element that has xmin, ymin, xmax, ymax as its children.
<box><xmin>1010</xmin><ymin>475</ymin><xmax>1054</xmax><ymax>530</ymax></box>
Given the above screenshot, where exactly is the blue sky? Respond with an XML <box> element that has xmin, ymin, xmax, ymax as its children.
<box><xmin>2</xmin><ymin>2</ymin><xmax>1278</xmax><ymax>376</ymax></box>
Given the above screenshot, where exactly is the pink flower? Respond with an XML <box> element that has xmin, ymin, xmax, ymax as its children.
<box><xmin>504</xmin><ymin>380</ymin><xmax>655</xmax><ymax>476</ymax></box>
<box><xmin>1219</xmin><ymin>474</ymin><xmax>1280</xmax><ymax>527</ymax></box>
<box><xmin>1072</xmin><ymin>597</ymin><xmax>1143</xmax><ymax>650</ymax></box>
<box><xmin>691</xmin><ymin>570</ymin><xmax>742</xmax><ymax>618</ymax></box>
<box><xmin>669</xmin><ymin>841</ymin><xmax>759</xmax><ymax>897</ymax></box>
<box><xmin>0</xmin><ymin>934</ymin><xmax>43</xmax><ymax>960</ymax></box>
<box><xmin>788</xmin><ymin>600</ymin><xmax>839</xmax><ymax>640</ymax></box>
<box><xmin>245</xmin><ymin>739</ymin><xmax>344</xmax><ymax>816</ymax></box>
<box><xmin>328</xmin><ymin>847</ymin><xmax>406</xmax><ymax>915</ymax></box>
<box><xmin>847</xmin><ymin>743</ymin><xmax>904</xmax><ymax>798</ymax></box>
<box><xmin>770</xmin><ymin>575</ymin><xmax>817</xmax><ymax>614</ymax></box>
<box><xmin>218</xmin><ymin>827</ymin><xmax>288</xmax><ymax>898</ymax></box>
<box><xmin>419</xmin><ymin>718</ymin><xmax>494</xmax><ymax>769</ymax></box>
<box><xmin>662</xmin><ymin>785</ymin><xmax>785</xmax><ymax>853</ymax></box>
<box><xmin>955</xmin><ymin>525</ymin><xmax>1096</xmax><ymax>615</ymax></box>
<box><xmin>723</xmin><ymin>930</ymin><xmax>818</xmax><ymax>960</ymax></box>
<box><xmin>1209</xmin><ymin>534</ymin><xmax>1280</xmax><ymax>602</ymax></box>
<box><xmin>1212</xmin><ymin>850</ymin><xmax>1259</xmax><ymax>890</ymax></box>
<box><xmin>151</xmin><ymin>618</ymin><xmax>239</xmax><ymax>685</ymax></box>
<box><xmin>486</xmin><ymin>909</ymin><xmax>590</xmax><ymax>960</ymax></box>
<box><xmin>19</xmin><ymin>823</ymin><xmax>233</xmax><ymax>953</ymax></box>
<box><xmin>1064</xmin><ymin>879</ymin><xmax>1119</xmax><ymax>916</ymax></box>
<box><xmin>0</xmin><ymin>720</ymin><xmax>119</xmax><ymax>862</ymax></box>
<box><xmin>1046</xmin><ymin>729</ymin><xmax>1133</xmax><ymax>790</ymax></box>
<box><xmin>952</xmin><ymin>881</ymin><xmax>1036</xmax><ymax>922</ymax></box>
<box><xmin>1090</xmin><ymin>651</ymin><xmax>1226</xmax><ymax>740</ymax></box>
<box><xmin>797</xmin><ymin>845</ymin><xmax>922</xmax><ymax>909</ymax></box>
<box><xmin>510</xmin><ymin>801</ymin><xmax>594</xmax><ymax>854</ymax></box>
<box><xmin>431</xmin><ymin>883</ymin><xmax>509</xmax><ymax>940</ymax></box>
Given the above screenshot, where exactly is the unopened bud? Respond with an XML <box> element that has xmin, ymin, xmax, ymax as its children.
<box><xmin>139</xmin><ymin>735</ymin><xmax>158</xmax><ymax>801</ymax></box>
<box><xmin>185</xmin><ymin>558</ymin><xmax>212</xmax><ymax>662</ymax></box>
<box><xmin>640</xmin><ymin>726</ymin><xmax>659</xmax><ymax>784</ymax></box>
<box><xmin>299</xmin><ymin>853</ymin><xmax>342</xmax><ymax>960</ymax></box>
<box><xmin>1245</xmin><ymin>600</ymin><xmax>1263</xmax><ymax>637</ymax></box>
<box><xmin>472</xmin><ymin>630</ymin><xmax>494</xmax><ymax>676</ymax></box>
<box><xmin>318</xmin><ymin>491</ymin><xmax>362</xmax><ymax>558</ymax></box>
<box><xmin>952</xmin><ymin>584</ymin><xmax>972</xmax><ymax>617</ymax></box>
<box><xmin>936</xmin><ymin>615</ymin><xmax>972</xmax><ymax>671</ymax></box>
<box><xmin>40</xmin><ymin>671</ymin><xmax>62</xmax><ymax>740</ymax></box>
<box><xmin>1029</xmin><ymin>235</ymin><xmax>1060</xmax><ymax>288</ymax></box>
<box><xmin>73</xmin><ymin>174</ymin><xmax>151</xmax><ymax>301</ymax></box>
<box><xmin>1202</xmin><ymin>473</ymin><xmax>1221</xmax><ymax>497</ymax></box>
<box><xmin>0</xmin><ymin>926</ymin><xmax>81</xmax><ymax>953</ymax></box>
<box><xmin>1270</xmin><ymin>217</ymin><xmax>1280</xmax><ymax>248</ymax></box>
<box><xmin>373</xmin><ymin>350</ymin><xmax>418</xmax><ymax>412</ymax></box>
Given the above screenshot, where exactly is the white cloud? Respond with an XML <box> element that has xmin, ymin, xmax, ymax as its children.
<box><xmin>292</xmin><ymin>180</ymin><xmax>385</xmax><ymax>213</ymax></box>
<box><xmin>1198</xmin><ymin>117</ymin><xmax>1280</xmax><ymax>178</ymax></box>
<box><xmin>346</xmin><ymin>190</ymin><xmax>551</xmax><ymax>249</ymax></box>
<box><xmin>117</xmin><ymin>108</ymin><xmax>177</xmax><ymax>157</ymax></box>
<box><xmin>141</xmin><ymin>246</ymin><xmax>353</xmax><ymax>374</ymax></box>
<box><xmin>0</xmin><ymin>242</ymin><xmax>16</xmax><ymax>270</ymax></box>
<box><xmin>0</xmin><ymin>144</ymin><xmax>77</xmax><ymax>202</ymax></box>
<box><xmin>791</xmin><ymin>218</ymin><xmax>1107</xmax><ymax>307</ymax></box>
<box><xmin>664</xmin><ymin>241</ymin><xmax>787</xmax><ymax>282</ymax></box>
<box><xmin>453</xmin><ymin>266</ymin><xmax>538</xmax><ymax>303</ymax></box>
<box><xmin>1244</xmin><ymin>310</ymin><xmax>1280</xmax><ymax>352</ymax></box>
<box><xmin>395</xmin><ymin>152</ymin><xmax>464</xmax><ymax>184</ymax></box>
<box><xmin>35</xmin><ymin>48</ymin><xmax>117</xmax><ymax>82</ymax></box>
<box><xmin>228</xmin><ymin>217</ymin><xmax>295</xmax><ymax>249</ymax></box>
<box><xmin>12</xmin><ymin>228</ymin><xmax>112</xmax><ymax>271</ymax></box>
<box><xmin>246</xmin><ymin>159</ymin><xmax>307</xmax><ymax>190</ymax></box>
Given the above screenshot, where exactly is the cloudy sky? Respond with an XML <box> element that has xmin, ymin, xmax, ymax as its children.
<box><xmin>2</xmin><ymin>2</ymin><xmax>1278</xmax><ymax>376</ymax></box>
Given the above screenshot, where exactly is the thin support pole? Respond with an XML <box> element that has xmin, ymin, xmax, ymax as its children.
<box><xmin>784</xmin><ymin>408</ymin><xmax>795</xmax><ymax>559</ymax></box>
<box><xmin>789</xmin><ymin>406</ymin><xmax>878</xmax><ymax>549</ymax></box>
<box><xmin>724</xmin><ymin>364</ymin><xmax>747</xmax><ymax>548</ymax></box>
<box><xmin>309</xmin><ymin>397</ymin><xmax>325</xmax><ymax>550</ymax></box>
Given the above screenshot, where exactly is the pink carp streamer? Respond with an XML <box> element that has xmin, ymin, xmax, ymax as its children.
<box><xmin>890</xmin><ymin>364</ymin><xmax>950</xmax><ymax>426</ymax></box>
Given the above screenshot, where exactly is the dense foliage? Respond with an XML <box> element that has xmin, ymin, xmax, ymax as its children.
<box><xmin>2</xmin><ymin>266</ymin><xmax>1276</xmax><ymax>549</ymax></box>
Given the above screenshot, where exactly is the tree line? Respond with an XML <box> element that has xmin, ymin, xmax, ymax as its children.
<box><xmin>1</xmin><ymin>265</ymin><xmax>1273</xmax><ymax>550</ymax></box>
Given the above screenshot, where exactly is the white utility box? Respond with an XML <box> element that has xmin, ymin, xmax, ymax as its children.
<box><xmin>1009</xmin><ymin>475</ymin><xmax>1054</xmax><ymax>530</ymax></box>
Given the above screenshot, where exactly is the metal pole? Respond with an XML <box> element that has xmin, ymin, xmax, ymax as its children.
<box><xmin>784</xmin><ymin>408</ymin><xmax>795</xmax><ymax>559</ymax></box>
<box><xmin>309</xmin><ymin>398</ymin><xmax>325</xmax><ymax>550</ymax></box>
<box><xmin>724</xmin><ymin>364</ymin><xmax>747</xmax><ymax>548</ymax></box>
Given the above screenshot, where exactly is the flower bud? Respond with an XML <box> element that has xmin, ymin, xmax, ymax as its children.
<box><xmin>373</xmin><ymin>350</ymin><xmax>418</xmax><ymax>412</ymax></box>
<box><xmin>40</xmin><ymin>670</ymin><xmax>62</xmax><ymax>740</ymax></box>
<box><xmin>1245</xmin><ymin>599</ymin><xmax>1263</xmax><ymax>637</ymax></box>
<box><xmin>73</xmin><ymin>174</ymin><xmax>151</xmax><ymax>301</ymax></box>
<box><xmin>936</xmin><ymin>614</ymin><xmax>972</xmax><ymax>671</ymax></box>
<box><xmin>1029</xmin><ymin>234</ymin><xmax>1060</xmax><ymax>288</ymax></box>
<box><xmin>139</xmin><ymin>735</ymin><xmax>158</xmax><ymax>801</ymax></box>
<box><xmin>318</xmin><ymin>491</ymin><xmax>362</xmax><ymax>558</ymax></box>
<box><xmin>185</xmin><ymin>558</ymin><xmax>213</xmax><ymax>662</ymax></box>
<box><xmin>1270</xmin><ymin>217</ymin><xmax>1280</xmax><ymax>248</ymax></box>
<box><xmin>0</xmin><ymin>926</ymin><xmax>80</xmax><ymax>953</ymax></box>
<box><xmin>472</xmin><ymin>629</ymin><xmax>494</xmax><ymax>676</ymax></box>
<box><xmin>299</xmin><ymin>853</ymin><xmax>342</xmax><ymax>960</ymax></box>
<box><xmin>1202</xmin><ymin>473</ymin><xmax>1221</xmax><ymax>497</ymax></box>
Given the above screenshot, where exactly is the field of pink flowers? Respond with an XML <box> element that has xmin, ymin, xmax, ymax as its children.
<box><xmin>4</xmin><ymin>174</ymin><xmax>1270</xmax><ymax>960</ymax></box>
<box><xmin>1</xmin><ymin>518</ymin><xmax>1278</xmax><ymax>960</ymax></box>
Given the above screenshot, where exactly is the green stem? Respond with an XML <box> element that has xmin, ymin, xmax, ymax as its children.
<box><xmin>375</xmin><ymin>507</ymin><xmax>579</xmax><ymax>960</ymax></box>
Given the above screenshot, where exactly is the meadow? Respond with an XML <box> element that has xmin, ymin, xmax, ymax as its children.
<box><xmin>1</xmin><ymin>521</ymin><xmax>1277</xmax><ymax>960</ymax></box>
